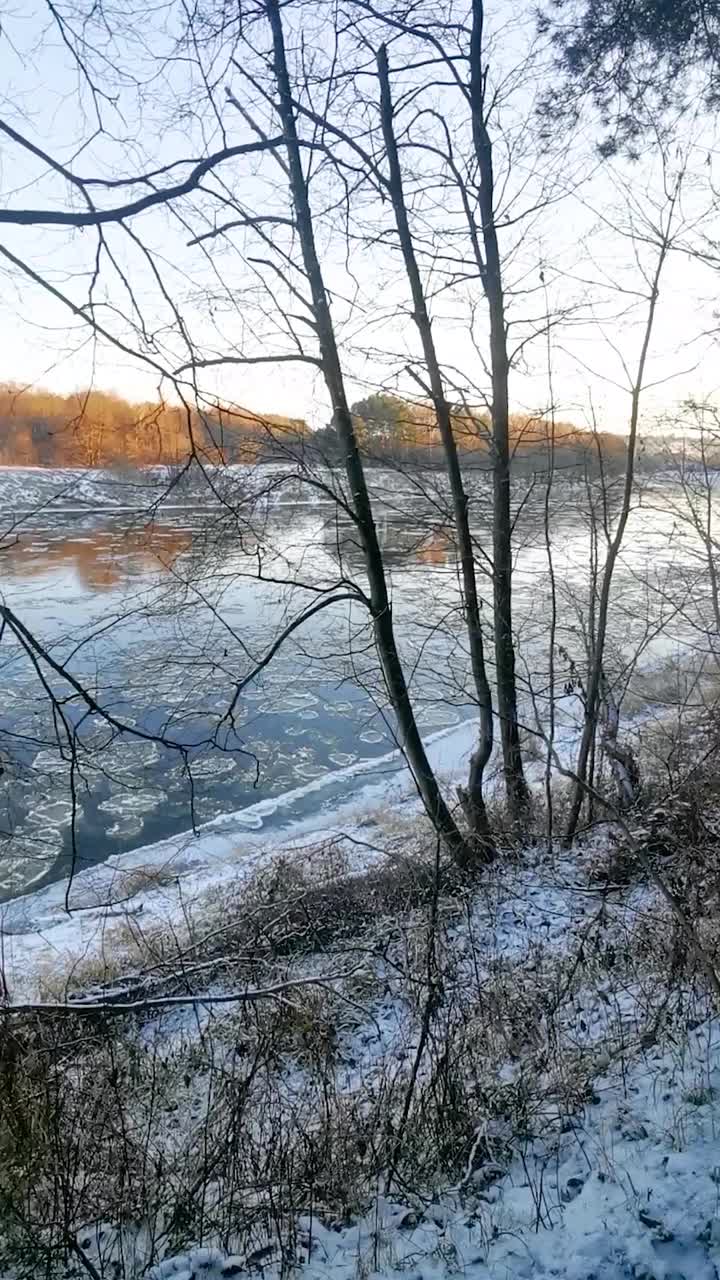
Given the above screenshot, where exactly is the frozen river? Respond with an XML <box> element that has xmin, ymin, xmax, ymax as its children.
<box><xmin>0</xmin><ymin>462</ymin><xmax>711</xmax><ymax>896</ymax></box>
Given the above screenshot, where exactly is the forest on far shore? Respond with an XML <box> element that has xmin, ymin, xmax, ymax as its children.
<box><xmin>0</xmin><ymin>385</ymin><xmax>635</xmax><ymax>472</ymax></box>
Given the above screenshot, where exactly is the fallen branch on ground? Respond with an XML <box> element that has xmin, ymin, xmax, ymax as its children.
<box><xmin>1</xmin><ymin>967</ymin><xmax>365</xmax><ymax>1015</ymax></box>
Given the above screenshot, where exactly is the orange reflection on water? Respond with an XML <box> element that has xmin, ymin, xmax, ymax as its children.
<box><xmin>416</xmin><ymin>530</ymin><xmax>450</xmax><ymax>566</ymax></box>
<box><xmin>1</xmin><ymin>526</ymin><xmax>192</xmax><ymax>590</ymax></box>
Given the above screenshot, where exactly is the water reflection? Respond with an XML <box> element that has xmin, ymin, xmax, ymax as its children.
<box><xmin>317</xmin><ymin>475</ymin><xmax>626</xmax><ymax>575</ymax></box>
<box><xmin>320</xmin><ymin>513</ymin><xmax>456</xmax><ymax>570</ymax></box>
<box><xmin>416</xmin><ymin>531</ymin><xmax>450</xmax><ymax>566</ymax></box>
<box><xmin>1</xmin><ymin>524</ymin><xmax>193</xmax><ymax>591</ymax></box>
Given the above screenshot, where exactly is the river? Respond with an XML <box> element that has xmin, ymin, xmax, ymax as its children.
<box><xmin>0</xmin><ymin>462</ymin><xmax>712</xmax><ymax>896</ymax></box>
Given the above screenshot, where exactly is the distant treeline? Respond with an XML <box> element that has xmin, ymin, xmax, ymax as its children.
<box><xmin>313</xmin><ymin>393</ymin><xmax>631</xmax><ymax>473</ymax></box>
<box><xmin>0</xmin><ymin>385</ymin><xmax>633</xmax><ymax>472</ymax></box>
<box><xmin>0</xmin><ymin>386</ymin><xmax>308</xmax><ymax>468</ymax></box>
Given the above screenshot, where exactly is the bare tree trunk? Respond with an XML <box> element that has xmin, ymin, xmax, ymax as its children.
<box><xmin>694</xmin><ymin>415</ymin><xmax>720</xmax><ymax>662</ymax></box>
<box><xmin>542</xmin><ymin>295</ymin><xmax>558</xmax><ymax>852</ymax></box>
<box><xmin>600</xmin><ymin>673</ymin><xmax>641</xmax><ymax>809</ymax></box>
<box><xmin>377</xmin><ymin>43</ymin><xmax>494</xmax><ymax>862</ymax></box>
<box><xmin>584</xmin><ymin>454</ymin><xmax>600</xmax><ymax>823</ymax></box>
<box><xmin>564</xmin><ymin>208</ymin><xmax>676</xmax><ymax>843</ymax></box>
<box><xmin>657</xmin><ymin>405</ymin><xmax>720</xmax><ymax>673</ymax></box>
<box><xmin>468</xmin><ymin>0</ymin><xmax>529</xmax><ymax>820</ymax></box>
<box><xmin>266</xmin><ymin>0</ymin><xmax>473</xmax><ymax>866</ymax></box>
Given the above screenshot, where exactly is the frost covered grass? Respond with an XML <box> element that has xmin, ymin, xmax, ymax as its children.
<box><xmin>2</xmin><ymin>763</ymin><xmax>720</xmax><ymax>1280</ymax></box>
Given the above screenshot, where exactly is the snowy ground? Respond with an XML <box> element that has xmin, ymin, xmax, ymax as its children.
<box><xmin>141</xmin><ymin>1014</ymin><xmax>720</xmax><ymax>1280</ymax></box>
<box><xmin>65</xmin><ymin>844</ymin><xmax>720</xmax><ymax>1280</ymax></box>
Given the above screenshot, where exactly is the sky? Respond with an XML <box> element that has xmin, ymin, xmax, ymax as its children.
<box><xmin>1</xmin><ymin>0</ymin><xmax>719</xmax><ymax>435</ymax></box>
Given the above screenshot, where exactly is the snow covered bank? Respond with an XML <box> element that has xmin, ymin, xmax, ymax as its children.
<box><xmin>3</xmin><ymin>674</ymin><xmax>717</xmax><ymax>1280</ymax></box>
<box><xmin>0</xmin><ymin>718</ymin><xmax>480</xmax><ymax>999</ymax></box>
<box><xmin>0</xmin><ymin>464</ymin><xmax>179</xmax><ymax>512</ymax></box>
<box><xmin>0</xmin><ymin>699</ymin><xmax>636</xmax><ymax>999</ymax></box>
<box><xmin>55</xmin><ymin>840</ymin><xmax>720</xmax><ymax>1280</ymax></box>
<box><xmin>142</xmin><ymin>1013</ymin><xmax>720</xmax><ymax>1280</ymax></box>
<box><xmin>0</xmin><ymin>460</ymin><xmax>329</xmax><ymax>515</ymax></box>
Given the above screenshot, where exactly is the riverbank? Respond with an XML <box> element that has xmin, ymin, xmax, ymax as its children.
<box><xmin>2</xmin><ymin>719</ymin><xmax>720</xmax><ymax>1280</ymax></box>
<box><xmin>0</xmin><ymin>717</ymin><xmax>479</xmax><ymax>999</ymax></box>
<box><xmin>0</xmin><ymin>696</ymin><xmax>660</xmax><ymax>999</ymax></box>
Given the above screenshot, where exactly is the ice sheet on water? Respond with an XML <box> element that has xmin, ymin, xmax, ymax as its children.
<box><xmin>359</xmin><ymin>729</ymin><xmax>384</xmax><ymax>744</ymax></box>
<box><xmin>1</xmin><ymin>718</ymin><xmax>478</xmax><ymax>938</ymax></box>
<box><xmin>188</xmin><ymin>756</ymin><xmax>236</xmax><ymax>779</ymax></box>
<box><xmin>0</xmin><ymin>831</ymin><xmax>62</xmax><ymax>893</ymax></box>
<box><xmin>0</xmin><ymin>862</ymin><xmax>53</xmax><ymax>893</ymax></box>
<box><xmin>1</xmin><ymin>689</ymin><xmax>28</xmax><ymax>709</ymax></box>
<box><xmin>233</xmin><ymin>811</ymin><xmax>264</xmax><ymax>829</ymax></box>
<box><xmin>28</xmin><ymin>799</ymin><xmax>82</xmax><ymax>828</ymax></box>
<box><xmin>32</xmin><ymin>748</ymin><xmax>71</xmax><ymax>775</ymax></box>
<box><xmin>162</xmin><ymin>688</ymin><xmax>190</xmax><ymax>707</ymax></box>
<box><xmin>103</xmin><ymin>740</ymin><xmax>162</xmax><ymax>774</ymax></box>
<box><xmin>265</xmin><ymin>692</ymin><xmax>320</xmax><ymax>714</ymax></box>
<box><xmin>98</xmin><ymin>791</ymin><xmax>161</xmax><ymax>816</ymax></box>
<box><xmin>416</xmin><ymin>705</ymin><xmax>460</xmax><ymax>727</ymax></box>
<box><xmin>293</xmin><ymin>763</ymin><xmax>329</xmax><ymax>779</ymax></box>
<box><xmin>104</xmin><ymin>817</ymin><xmax>145</xmax><ymax>839</ymax></box>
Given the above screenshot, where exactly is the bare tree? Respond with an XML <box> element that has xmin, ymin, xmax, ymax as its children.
<box><xmin>468</xmin><ymin>0</ymin><xmax>530</xmax><ymax>819</ymax></box>
<box><xmin>262</xmin><ymin>0</ymin><xmax>477</xmax><ymax>866</ymax></box>
<box><xmin>564</xmin><ymin>169</ymin><xmax>683</xmax><ymax>842</ymax></box>
<box><xmin>658</xmin><ymin>399</ymin><xmax>720</xmax><ymax>664</ymax></box>
<box><xmin>376</xmin><ymin>41</ymin><xmax>495</xmax><ymax>856</ymax></box>
<box><xmin>343</xmin><ymin>0</ymin><xmax>581</xmax><ymax>820</ymax></box>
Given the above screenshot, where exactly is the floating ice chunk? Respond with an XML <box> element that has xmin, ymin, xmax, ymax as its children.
<box><xmin>267</xmin><ymin>691</ymin><xmax>320</xmax><ymax>714</ymax></box>
<box><xmin>103</xmin><ymin>740</ymin><xmax>161</xmax><ymax>776</ymax></box>
<box><xmin>105</xmin><ymin>817</ymin><xmax>144</xmax><ymax>840</ymax></box>
<box><xmin>32</xmin><ymin>749</ymin><xmax>69</xmax><ymax>774</ymax></box>
<box><xmin>0</xmin><ymin>859</ymin><xmax>55</xmax><ymax>893</ymax></box>
<box><xmin>233</xmin><ymin>811</ymin><xmax>264</xmax><ymax>829</ymax></box>
<box><xmin>28</xmin><ymin>799</ymin><xmax>82</xmax><ymax>827</ymax></box>
<box><xmin>417</xmin><ymin>705</ymin><xmax>460</xmax><ymax>727</ymax></box>
<box><xmin>99</xmin><ymin>791</ymin><xmax>159</xmax><ymax>815</ymax></box>
<box><xmin>189</xmin><ymin>756</ymin><xmax>236</xmax><ymax>779</ymax></box>
<box><xmin>293</xmin><ymin>763</ymin><xmax>329</xmax><ymax>779</ymax></box>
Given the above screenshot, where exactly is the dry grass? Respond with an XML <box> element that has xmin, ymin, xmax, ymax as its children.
<box><xmin>3</xmin><ymin>754</ymin><xmax>720</xmax><ymax>1279</ymax></box>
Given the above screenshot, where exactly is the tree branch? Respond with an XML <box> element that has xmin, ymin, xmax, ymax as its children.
<box><xmin>0</xmin><ymin>137</ymin><xmax>298</xmax><ymax>226</ymax></box>
<box><xmin>2</xmin><ymin>969</ymin><xmax>364</xmax><ymax>1015</ymax></box>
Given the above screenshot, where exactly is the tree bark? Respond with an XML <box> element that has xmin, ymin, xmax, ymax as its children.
<box><xmin>468</xmin><ymin>0</ymin><xmax>529</xmax><ymax>820</ymax></box>
<box><xmin>377</xmin><ymin>43</ymin><xmax>495</xmax><ymax>863</ymax></box>
<box><xmin>266</xmin><ymin>0</ymin><xmax>474</xmax><ymax>867</ymax></box>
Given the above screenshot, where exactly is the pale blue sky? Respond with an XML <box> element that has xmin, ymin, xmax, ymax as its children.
<box><xmin>0</xmin><ymin>0</ymin><xmax>718</xmax><ymax>433</ymax></box>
